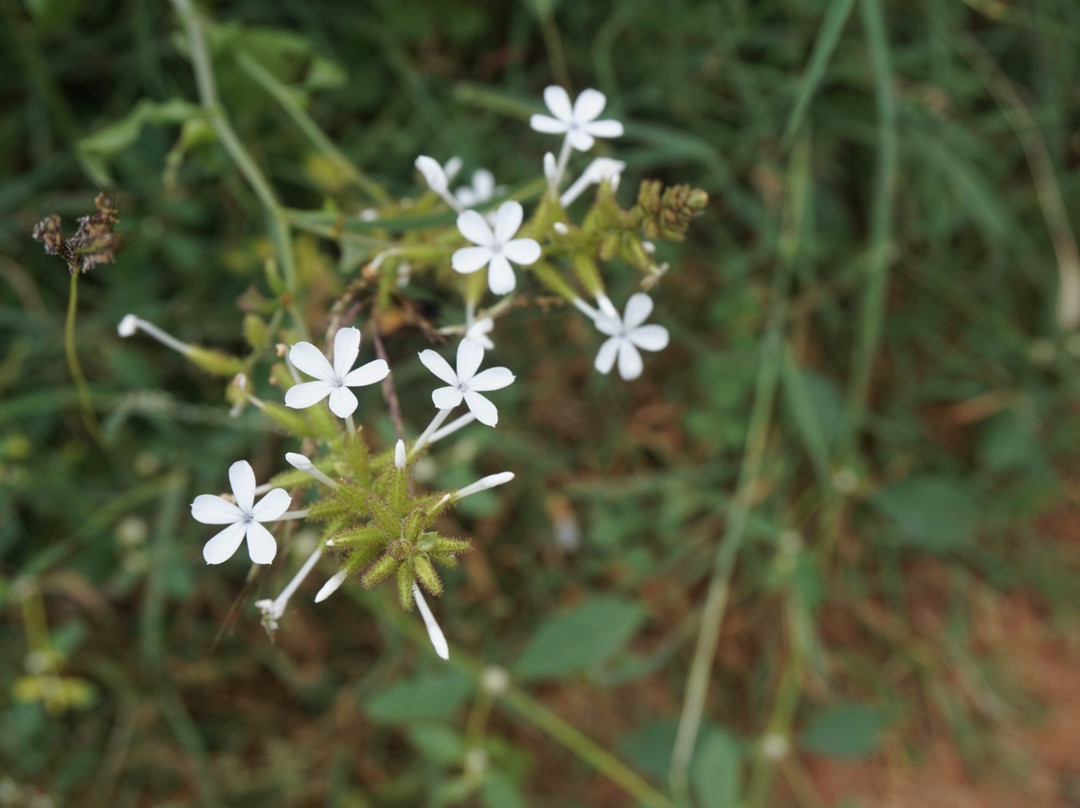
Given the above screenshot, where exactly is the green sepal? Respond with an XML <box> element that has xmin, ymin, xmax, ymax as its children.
<box><xmin>261</xmin><ymin>402</ymin><xmax>322</xmax><ymax>438</ymax></box>
<box><xmin>186</xmin><ymin>346</ymin><xmax>246</xmax><ymax>377</ymax></box>
<box><xmin>361</xmin><ymin>553</ymin><xmax>397</xmax><ymax>588</ymax></box>
<box><xmin>367</xmin><ymin>494</ymin><xmax>400</xmax><ymax>538</ymax></box>
<box><xmin>243</xmin><ymin>313</ymin><xmax>270</xmax><ymax>350</ymax></box>
<box><xmin>413</xmin><ymin>554</ymin><xmax>443</xmax><ymax>597</ymax></box>
<box><xmin>397</xmin><ymin>563</ymin><xmax>415</xmax><ymax>611</ymax></box>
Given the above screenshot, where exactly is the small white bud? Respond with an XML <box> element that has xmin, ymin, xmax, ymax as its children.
<box><xmin>642</xmin><ymin>240</ymin><xmax>656</xmax><ymax>255</ymax></box>
<box><xmin>314</xmin><ymin>571</ymin><xmax>348</xmax><ymax>603</ymax></box>
<box><xmin>543</xmin><ymin>152</ymin><xmax>557</xmax><ymax>184</ymax></box>
<box><xmin>552</xmin><ymin>222</ymin><xmax>569</xmax><ymax>235</ymax></box>
<box><xmin>761</xmin><ymin>733</ymin><xmax>790</xmax><ymax>761</ymax></box>
<box><xmin>394</xmin><ymin>440</ymin><xmax>406</xmax><ymax>469</ymax></box>
<box><xmin>118</xmin><ymin>314</ymin><xmax>139</xmax><ymax>338</ymax></box>
<box><xmin>480</xmin><ymin>666</ymin><xmax>510</xmax><ymax>696</ymax></box>
<box><xmin>455</xmin><ymin>472</ymin><xmax>514</xmax><ymax>500</ymax></box>
<box><xmin>415</xmin><ymin>155</ymin><xmax>448</xmax><ymax>193</ymax></box>
<box><xmin>285</xmin><ymin>452</ymin><xmax>313</xmax><ymax>471</ymax></box>
<box><xmin>413</xmin><ymin>584</ymin><xmax>449</xmax><ymax>660</ymax></box>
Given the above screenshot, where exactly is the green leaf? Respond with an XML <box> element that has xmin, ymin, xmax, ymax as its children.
<box><xmin>691</xmin><ymin>728</ymin><xmax>742</xmax><ymax>808</ymax></box>
<box><xmin>407</xmin><ymin>724</ymin><xmax>464</xmax><ymax>766</ymax></box>
<box><xmin>78</xmin><ymin>99</ymin><xmax>201</xmax><ymax>179</ymax></box>
<box><xmin>480</xmin><ymin>771</ymin><xmax>528</xmax><ymax>808</ymax></box>
<box><xmin>801</xmin><ymin>704</ymin><xmax>886</xmax><ymax>759</ymax></box>
<box><xmin>366</xmin><ymin>671</ymin><xmax>473</xmax><ymax>724</ymax></box>
<box><xmin>512</xmin><ymin>597</ymin><xmax>647</xmax><ymax>681</ymax></box>
<box><xmin>872</xmin><ymin>475</ymin><xmax>978</xmax><ymax>553</ymax></box>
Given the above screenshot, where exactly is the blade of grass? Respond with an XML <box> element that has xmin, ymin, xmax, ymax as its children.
<box><xmin>838</xmin><ymin>0</ymin><xmax>897</xmax><ymax>459</ymax></box>
<box><xmin>235</xmin><ymin>52</ymin><xmax>387</xmax><ymax>203</ymax></box>
<box><xmin>781</xmin><ymin>0</ymin><xmax>858</xmax><ymax>149</ymax></box>
<box><xmin>669</xmin><ymin>131</ymin><xmax>812</xmax><ymax>803</ymax></box>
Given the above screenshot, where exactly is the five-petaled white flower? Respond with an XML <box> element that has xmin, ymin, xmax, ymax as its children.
<box><xmin>191</xmin><ymin>460</ymin><xmax>292</xmax><ymax>565</ymax></box>
<box><xmin>530</xmin><ymin>87</ymin><xmax>624</xmax><ymax>152</ymax></box>
<box><xmin>451</xmin><ymin>201</ymin><xmax>541</xmax><ymax>295</ymax></box>
<box><xmin>454</xmin><ymin>169</ymin><xmax>501</xmax><ymax>209</ymax></box>
<box><xmin>418</xmin><ymin>338</ymin><xmax>514</xmax><ymax>426</ymax></box>
<box><xmin>594</xmin><ymin>293</ymin><xmax>670</xmax><ymax>381</ymax></box>
<box><xmin>285</xmin><ymin>327</ymin><xmax>389</xmax><ymax>418</ymax></box>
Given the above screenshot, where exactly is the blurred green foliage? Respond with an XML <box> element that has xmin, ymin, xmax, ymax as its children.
<box><xmin>2</xmin><ymin>0</ymin><xmax>1080</xmax><ymax>806</ymax></box>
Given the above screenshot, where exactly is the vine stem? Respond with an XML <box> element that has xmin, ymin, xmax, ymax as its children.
<box><xmin>168</xmin><ymin>0</ymin><xmax>307</xmax><ymax>339</ymax></box>
<box><xmin>65</xmin><ymin>273</ymin><xmax>103</xmax><ymax>444</ymax></box>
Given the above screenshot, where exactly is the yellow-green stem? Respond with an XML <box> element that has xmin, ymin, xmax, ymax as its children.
<box><xmin>65</xmin><ymin>273</ymin><xmax>102</xmax><ymax>443</ymax></box>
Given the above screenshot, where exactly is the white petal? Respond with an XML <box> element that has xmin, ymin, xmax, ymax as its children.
<box><xmin>315</xmin><ymin>571</ymin><xmax>347</xmax><ymax>603</ymax></box>
<box><xmin>595</xmin><ymin>336</ymin><xmax>619</xmax><ymax>374</ymax></box>
<box><xmin>623</xmin><ymin>293</ymin><xmax>654</xmax><ymax>329</ymax></box>
<box><xmin>466</xmin><ymin>318</ymin><xmax>495</xmax><ymax>350</ymax></box>
<box><xmin>452</xmin><ymin>246</ymin><xmax>492</xmax><ymax>274</ymax></box>
<box><xmin>594</xmin><ymin>313</ymin><xmax>622</xmax><ymax>337</ymax></box>
<box><xmin>229</xmin><ymin>460</ymin><xmax>256</xmax><ymax>513</ymax></box>
<box><xmin>628</xmin><ymin>324</ymin><xmax>670</xmax><ymax>352</ymax></box>
<box><xmin>464</xmin><ymin>390</ymin><xmax>499</xmax><ymax>426</ymax></box>
<box><xmin>284</xmin><ymin>380</ymin><xmax>333</xmax><ymax>410</ymax></box>
<box><xmin>573</xmin><ymin>88</ymin><xmax>607</xmax><ymax>122</ymax></box>
<box><xmin>487</xmin><ymin>253</ymin><xmax>516</xmax><ymax>295</ymax></box>
<box><xmin>502</xmin><ymin>238</ymin><xmax>541</xmax><ymax>266</ymax></box>
<box><xmin>566</xmin><ymin>129</ymin><xmax>595</xmax><ymax>152</ymax></box>
<box><xmin>443</xmin><ymin>156</ymin><xmax>462</xmax><ymax>183</ymax></box>
<box><xmin>543</xmin><ymin>85</ymin><xmax>573</xmax><ymax>122</ymax></box>
<box><xmin>584</xmin><ymin>119</ymin><xmax>624</xmax><ymax>139</ymax></box>
<box><xmin>432</xmin><ymin>386</ymin><xmax>464</xmax><ymax>410</ymax></box>
<box><xmin>456</xmin><ymin>209</ymin><xmax>494</xmax><ymax>247</ymax></box>
<box><xmin>415</xmin><ymin>155</ymin><xmax>448</xmax><ymax>193</ymax></box>
<box><xmin>456</xmin><ymin>338</ymin><xmax>485</xmax><ymax>383</ymax></box>
<box><xmin>418</xmin><ymin>349</ymin><xmax>458</xmax><ymax>386</ymax></box>
<box><xmin>530</xmin><ymin>114</ymin><xmax>569</xmax><ymax>135</ymax></box>
<box><xmin>493</xmin><ymin>201</ymin><xmax>524</xmax><ymax>243</ymax></box>
<box><xmin>244</xmin><ymin>520</ymin><xmax>278</xmax><ymax>565</ymax></box>
<box><xmin>190</xmin><ymin>494</ymin><xmax>243</xmax><ymax>525</ymax></box>
<box><xmin>617</xmin><ymin>340</ymin><xmax>644</xmax><ymax>380</ymax></box>
<box><xmin>413</xmin><ymin>584</ymin><xmax>449</xmax><ymax>660</ymax></box>
<box><xmin>202</xmin><ymin>521</ymin><xmax>247</xmax><ymax>565</ymax></box>
<box><xmin>327</xmin><ymin>386</ymin><xmax>358</xmax><ymax>418</ymax></box>
<box><xmin>332</xmin><ymin>327</ymin><xmax>361</xmax><ymax>380</ymax></box>
<box><xmin>289</xmin><ymin>341</ymin><xmax>334</xmax><ymax>381</ymax></box>
<box><xmin>468</xmin><ymin>366</ymin><xmax>514</xmax><ymax>392</ymax></box>
<box><xmin>251</xmin><ymin>487</ymin><xmax>292</xmax><ymax>522</ymax></box>
<box><xmin>473</xmin><ymin>169</ymin><xmax>495</xmax><ymax>200</ymax></box>
<box><xmin>343</xmin><ymin>359</ymin><xmax>389</xmax><ymax>387</ymax></box>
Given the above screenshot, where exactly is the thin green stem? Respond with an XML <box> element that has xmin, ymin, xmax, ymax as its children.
<box><xmin>669</xmin><ymin>134</ymin><xmax>811</xmax><ymax>803</ymax></box>
<box><xmin>65</xmin><ymin>273</ymin><xmax>103</xmax><ymax>444</ymax></box>
<box><xmin>235</xmin><ymin>52</ymin><xmax>388</xmax><ymax>204</ymax></box>
<box><xmin>838</xmin><ymin>0</ymin><xmax>897</xmax><ymax>458</ymax></box>
<box><xmin>362</xmin><ymin>591</ymin><xmax>676</xmax><ymax>808</ymax></box>
<box><xmin>169</xmin><ymin>0</ymin><xmax>306</xmax><ymax>337</ymax></box>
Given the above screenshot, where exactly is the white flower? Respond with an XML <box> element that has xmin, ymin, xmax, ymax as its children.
<box><xmin>560</xmin><ymin>157</ymin><xmax>627</xmax><ymax>207</ymax></box>
<box><xmin>191</xmin><ymin>460</ymin><xmax>292</xmax><ymax>565</ymax></box>
<box><xmin>284</xmin><ymin>327</ymin><xmax>389</xmax><ymax>418</ymax></box>
<box><xmin>465</xmin><ymin>317</ymin><xmax>495</xmax><ymax>350</ymax></box>
<box><xmin>594</xmin><ymin>293</ymin><xmax>670</xmax><ymax>381</ymax></box>
<box><xmin>530</xmin><ymin>86</ymin><xmax>624</xmax><ymax>152</ymax></box>
<box><xmin>454</xmin><ymin>169</ymin><xmax>502</xmax><ymax>209</ymax></box>
<box><xmin>418</xmin><ymin>338</ymin><xmax>514</xmax><ymax>427</ymax></box>
<box><xmin>415</xmin><ymin>155</ymin><xmax>462</xmax><ymax>194</ymax></box>
<box><xmin>451</xmin><ymin>201</ymin><xmax>541</xmax><ymax>295</ymax></box>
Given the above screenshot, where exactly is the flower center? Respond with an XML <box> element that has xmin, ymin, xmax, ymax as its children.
<box><xmin>490</xmin><ymin>243</ymin><xmax>503</xmax><ymax>255</ymax></box>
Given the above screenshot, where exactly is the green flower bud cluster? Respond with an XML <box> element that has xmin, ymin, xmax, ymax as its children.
<box><xmin>292</xmin><ymin>434</ymin><xmax>472</xmax><ymax>612</ymax></box>
<box><xmin>631</xmin><ymin>180</ymin><xmax>709</xmax><ymax>242</ymax></box>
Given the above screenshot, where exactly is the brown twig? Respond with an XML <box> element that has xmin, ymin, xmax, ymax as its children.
<box><xmin>370</xmin><ymin>316</ymin><xmax>405</xmax><ymax>441</ymax></box>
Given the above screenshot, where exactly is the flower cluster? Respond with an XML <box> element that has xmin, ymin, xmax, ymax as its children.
<box><xmin>116</xmin><ymin>81</ymin><xmax>706</xmax><ymax>663</ymax></box>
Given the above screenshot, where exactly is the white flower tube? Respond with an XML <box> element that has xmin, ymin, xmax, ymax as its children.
<box><xmin>314</xmin><ymin>570</ymin><xmax>348</xmax><ymax>603</ymax></box>
<box><xmin>285</xmin><ymin>452</ymin><xmax>340</xmax><ymax>489</ymax></box>
<box><xmin>117</xmin><ymin>314</ymin><xmax>192</xmax><ymax>355</ymax></box>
